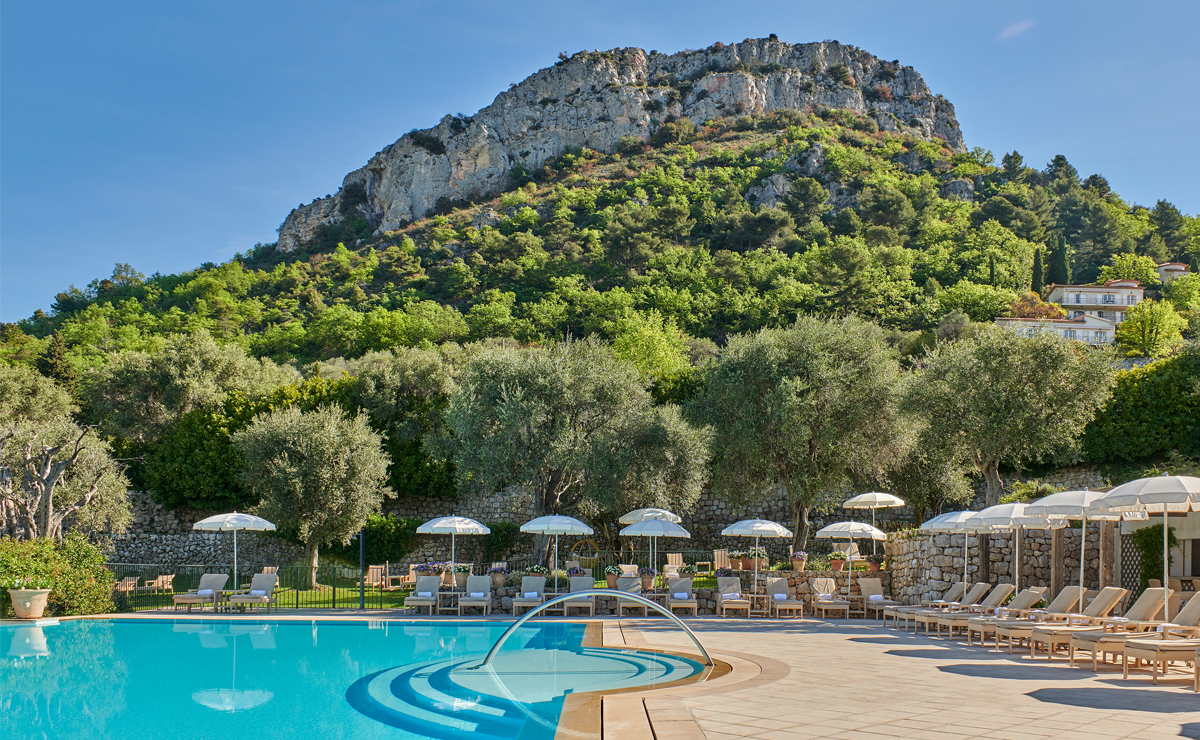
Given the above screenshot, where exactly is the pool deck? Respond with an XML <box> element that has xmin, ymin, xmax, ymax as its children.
<box><xmin>105</xmin><ymin>609</ymin><xmax>1200</xmax><ymax>738</ymax></box>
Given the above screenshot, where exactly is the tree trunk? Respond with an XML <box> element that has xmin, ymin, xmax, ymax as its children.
<box><xmin>791</xmin><ymin>502</ymin><xmax>810</xmax><ymax>553</ymax></box>
<box><xmin>305</xmin><ymin>541</ymin><xmax>320</xmax><ymax>589</ymax></box>
<box><xmin>980</xmin><ymin>459</ymin><xmax>1004</xmax><ymax>507</ymax></box>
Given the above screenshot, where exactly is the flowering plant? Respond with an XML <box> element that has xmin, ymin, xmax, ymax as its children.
<box><xmin>566</xmin><ymin>567</ymin><xmax>585</xmax><ymax>576</ymax></box>
<box><xmin>487</xmin><ymin>565</ymin><xmax>509</xmax><ymax>574</ymax></box>
<box><xmin>2</xmin><ymin>575</ymin><xmax>52</xmax><ymax>590</ymax></box>
<box><xmin>415</xmin><ymin>562</ymin><xmax>438</xmax><ymax>573</ymax></box>
<box><xmin>714</xmin><ymin>568</ymin><xmax>736</xmax><ymax>578</ymax></box>
<box><xmin>677</xmin><ymin>564</ymin><xmax>698</xmax><ymax>574</ymax></box>
<box><xmin>790</xmin><ymin>551</ymin><xmax>808</xmax><ymax>560</ymax></box>
<box><xmin>527</xmin><ymin>564</ymin><xmax>550</xmax><ymax>575</ymax></box>
<box><xmin>639</xmin><ymin>566</ymin><xmax>658</xmax><ymax>576</ymax></box>
<box><xmin>729</xmin><ymin>550</ymin><xmax>746</xmax><ymax>558</ymax></box>
<box><xmin>452</xmin><ymin>563</ymin><xmax>471</xmax><ymax>573</ymax></box>
<box><xmin>865</xmin><ymin>553</ymin><xmax>886</xmax><ymax>565</ymax></box>
<box><xmin>604</xmin><ymin>565</ymin><xmax>622</xmax><ymax>576</ymax></box>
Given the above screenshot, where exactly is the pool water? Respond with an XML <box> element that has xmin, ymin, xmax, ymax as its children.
<box><xmin>1</xmin><ymin>619</ymin><xmax>702</xmax><ymax>740</ymax></box>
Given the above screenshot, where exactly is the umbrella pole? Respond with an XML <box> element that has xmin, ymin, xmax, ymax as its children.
<box><xmin>451</xmin><ymin>533</ymin><xmax>456</xmax><ymax>583</ymax></box>
<box><xmin>1078</xmin><ymin>513</ymin><xmax>1086</xmax><ymax>596</ymax></box>
<box><xmin>1015</xmin><ymin>528</ymin><xmax>1020</xmax><ymax>593</ymax></box>
<box><xmin>871</xmin><ymin>509</ymin><xmax>877</xmax><ymax>555</ymax></box>
<box><xmin>1163</xmin><ymin>507</ymin><xmax>1170</xmax><ymax>621</ymax></box>
<box><xmin>233</xmin><ymin>529</ymin><xmax>238</xmax><ymax>590</ymax></box>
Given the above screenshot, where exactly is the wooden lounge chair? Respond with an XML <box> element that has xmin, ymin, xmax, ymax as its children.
<box><xmin>563</xmin><ymin>576</ymin><xmax>596</xmax><ymax>617</ymax></box>
<box><xmin>667</xmin><ymin>577</ymin><xmax>698</xmax><ymax>617</ymax></box>
<box><xmin>964</xmin><ymin>587</ymin><xmax>1048</xmax><ymax>645</ymax></box>
<box><xmin>766</xmin><ymin>577</ymin><xmax>804</xmax><ymax>619</ymax></box>
<box><xmin>810</xmin><ymin>577</ymin><xmax>851</xmax><ymax>619</ymax></box>
<box><xmin>113</xmin><ymin>576</ymin><xmax>139</xmax><ymax>596</ymax></box>
<box><xmin>713</xmin><ymin>549</ymin><xmax>731</xmax><ymax>572</ymax></box>
<box><xmin>858</xmin><ymin>578</ymin><xmax>901</xmax><ymax>619</ymax></box>
<box><xmin>920</xmin><ymin>582</ymin><xmax>968</xmax><ymax>607</ymax></box>
<box><xmin>172</xmin><ymin>574</ymin><xmax>229</xmax><ymax>613</ymax></box>
<box><xmin>512</xmin><ymin>576</ymin><xmax>547</xmax><ymax>616</ymax></box>
<box><xmin>404</xmin><ymin>576</ymin><xmax>442</xmax><ymax>616</ymax></box>
<box><xmin>1121</xmin><ymin>635</ymin><xmax>1200</xmax><ymax>685</ymax></box>
<box><xmin>1070</xmin><ymin>588</ymin><xmax>1200</xmax><ymax>670</ymax></box>
<box><xmin>227</xmin><ymin>574</ymin><xmax>278</xmax><ymax>613</ymax></box>
<box><xmin>240</xmin><ymin>566</ymin><xmax>279</xmax><ymax>590</ymax></box>
<box><xmin>716</xmin><ymin>576</ymin><xmax>751</xmax><ymax>618</ymax></box>
<box><xmin>666</xmin><ymin>553</ymin><xmax>683</xmax><ymax>568</ymax></box>
<box><xmin>990</xmin><ymin>586</ymin><xmax>1087</xmax><ymax>651</ymax></box>
<box><xmin>910</xmin><ymin>583</ymin><xmax>992</xmax><ymax>634</ymax></box>
<box><xmin>934</xmin><ymin>584</ymin><xmax>1015</xmax><ymax>638</ymax></box>
<box><xmin>615</xmin><ymin>577</ymin><xmax>647</xmax><ymax>616</ymax></box>
<box><xmin>883</xmin><ymin>583</ymin><xmax>967</xmax><ymax>627</ymax></box>
<box><xmin>139</xmin><ymin>574</ymin><xmax>175</xmax><ymax>595</ymax></box>
<box><xmin>1027</xmin><ymin>586</ymin><xmax>1130</xmax><ymax>658</ymax></box>
<box><xmin>458</xmin><ymin>576</ymin><xmax>494</xmax><ymax>616</ymax></box>
<box><xmin>618</xmin><ymin>564</ymin><xmax>639</xmax><ymax>577</ymax></box>
<box><xmin>399</xmin><ymin>564</ymin><xmax>419</xmax><ymax>589</ymax></box>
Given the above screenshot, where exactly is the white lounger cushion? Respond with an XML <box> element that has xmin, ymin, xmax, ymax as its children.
<box><xmin>523</xmin><ymin>592</ymin><xmax>538</xmax><ymax>599</ymax></box>
<box><xmin>196</xmin><ymin>589</ymin><xmax>214</xmax><ymax>597</ymax></box>
<box><xmin>817</xmin><ymin>593</ymin><xmax>833</xmax><ymax>601</ymax></box>
<box><xmin>674</xmin><ymin>592</ymin><xmax>688</xmax><ymax>599</ymax></box>
<box><xmin>868</xmin><ymin>594</ymin><xmax>884</xmax><ymax>601</ymax></box>
<box><xmin>721</xmin><ymin>592</ymin><xmax>740</xmax><ymax>599</ymax></box>
<box><xmin>416</xmin><ymin>591</ymin><xmax>433</xmax><ymax>598</ymax></box>
<box><xmin>249</xmin><ymin>590</ymin><xmax>267</xmax><ymax>597</ymax></box>
<box><xmin>469</xmin><ymin>592</ymin><xmax>486</xmax><ymax>598</ymax></box>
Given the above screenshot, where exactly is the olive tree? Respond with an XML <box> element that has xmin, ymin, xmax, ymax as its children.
<box><xmin>0</xmin><ymin>366</ymin><xmax>129</xmax><ymax>540</ymax></box>
<box><xmin>905</xmin><ymin>326</ymin><xmax>1117</xmax><ymax>507</ymax></box>
<box><xmin>232</xmin><ymin>405</ymin><xmax>390</xmax><ymax>583</ymax></box>
<box><xmin>433</xmin><ymin>338</ymin><xmax>711</xmax><ymax>560</ymax></box>
<box><xmin>693</xmin><ymin>317</ymin><xmax>907</xmax><ymax>550</ymax></box>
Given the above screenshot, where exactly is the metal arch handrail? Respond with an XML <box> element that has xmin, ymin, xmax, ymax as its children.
<box><xmin>479</xmin><ymin>589</ymin><xmax>713</xmax><ymax>667</ymax></box>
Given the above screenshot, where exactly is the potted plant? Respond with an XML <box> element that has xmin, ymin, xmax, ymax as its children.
<box><xmin>749</xmin><ymin>546</ymin><xmax>768</xmax><ymax>570</ymax></box>
<box><xmin>528</xmin><ymin>564</ymin><xmax>550</xmax><ymax>576</ymax></box>
<box><xmin>5</xmin><ymin>575</ymin><xmax>52</xmax><ymax>620</ymax></box>
<box><xmin>677</xmin><ymin>564</ymin><xmax>697</xmax><ymax>576</ymax></box>
<box><xmin>488</xmin><ymin>565</ymin><xmax>509</xmax><ymax>589</ymax></box>
<box><xmin>566</xmin><ymin>566</ymin><xmax>586</xmax><ymax>577</ymax></box>
<box><xmin>829</xmin><ymin>556</ymin><xmax>846</xmax><ymax>572</ymax></box>
<box><xmin>790</xmin><ymin>551</ymin><xmax>808</xmax><ymax>571</ymax></box>
<box><xmin>639</xmin><ymin>566</ymin><xmax>658</xmax><ymax>590</ymax></box>
<box><xmin>730</xmin><ymin>550</ymin><xmax>747</xmax><ymax>570</ymax></box>
<box><xmin>604</xmin><ymin>565</ymin><xmax>622</xmax><ymax>588</ymax></box>
<box><xmin>866</xmin><ymin>553</ymin><xmax>886</xmax><ymax>572</ymax></box>
<box><xmin>452</xmin><ymin>563</ymin><xmax>471</xmax><ymax>587</ymax></box>
<box><xmin>714</xmin><ymin>567</ymin><xmax>736</xmax><ymax>578</ymax></box>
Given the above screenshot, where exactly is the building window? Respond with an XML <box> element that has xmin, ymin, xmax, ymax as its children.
<box><xmin>1097</xmin><ymin>311</ymin><xmax>1105</xmax><ymax>319</ymax></box>
<box><xmin>1064</xmin><ymin>330</ymin><xmax>1076</xmax><ymax>339</ymax></box>
<box><xmin>1127</xmin><ymin>295</ymin><xmax>1137</xmax><ymax>305</ymax></box>
<box><xmin>1026</xmin><ymin>329</ymin><xmax>1037</xmax><ymax>337</ymax></box>
<box><xmin>1074</xmin><ymin>294</ymin><xmax>1082</xmax><ymax>303</ymax></box>
<box><xmin>1103</xmin><ymin>294</ymin><xmax>1115</xmax><ymax>303</ymax></box>
<box><xmin>1095</xmin><ymin>331</ymin><xmax>1106</xmax><ymax>342</ymax></box>
<box><xmin>1072</xmin><ymin>311</ymin><xmax>1083</xmax><ymax>318</ymax></box>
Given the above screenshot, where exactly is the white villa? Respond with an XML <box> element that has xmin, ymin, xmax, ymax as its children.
<box><xmin>1046</xmin><ymin>279</ymin><xmax>1144</xmax><ymax>324</ymax></box>
<box><xmin>994</xmin><ymin>313</ymin><xmax>1116</xmax><ymax>345</ymax></box>
<box><xmin>1157</xmin><ymin>261</ymin><xmax>1190</xmax><ymax>284</ymax></box>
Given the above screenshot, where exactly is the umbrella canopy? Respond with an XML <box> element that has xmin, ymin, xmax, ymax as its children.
<box><xmin>814</xmin><ymin>521</ymin><xmax>887</xmax><ymax>540</ymax></box>
<box><xmin>966</xmin><ymin>503</ymin><xmax>1065</xmax><ymax>592</ymax></box>
<box><xmin>919</xmin><ymin>511</ymin><xmax>983</xmax><ymax>596</ymax></box>
<box><xmin>619</xmin><ymin>519</ymin><xmax>691</xmax><ymax>538</ymax></box>
<box><xmin>618</xmin><ymin>508</ymin><xmax>682</xmax><ymax>524</ymax></box>
<box><xmin>721</xmin><ymin>519</ymin><xmax>792</xmax><ymax>591</ymax></box>
<box><xmin>521</xmin><ymin>515</ymin><xmax>594</xmax><ymax>576</ymax></box>
<box><xmin>417</xmin><ymin>516</ymin><xmax>491</xmax><ymax>575</ymax></box>
<box><xmin>193</xmin><ymin>512</ymin><xmax>275</xmax><ymax>587</ymax></box>
<box><xmin>1089</xmin><ymin>475</ymin><xmax>1200</xmax><ymax>621</ymax></box>
<box><xmin>1026</xmin><ymin>490</ymin><xmax>1122</xmax><ymax>612</ymax></box>
<box><xmin>843</xmin><ymin>492</ymin><xmax>905</xmax><ymax>509</ymax></box>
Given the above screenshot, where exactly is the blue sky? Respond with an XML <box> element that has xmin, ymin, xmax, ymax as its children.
<box><xmin>2</xmin><ymin>1</ymin><xmax>1198</xmax><ymax>321</ymax></box>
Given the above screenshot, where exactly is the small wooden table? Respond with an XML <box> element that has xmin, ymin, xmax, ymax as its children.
<box><xmin>437</xmin><ymin>591</ymin><xmax>461</xmax><ymax>615</ymax></box>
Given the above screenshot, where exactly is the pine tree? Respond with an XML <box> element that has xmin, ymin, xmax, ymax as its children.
<box><xmin>1047</xmin><ymin>235</ymin><xmax>1072</xmax><ymax>286</ymax></box>
<box><xmin>35</xmin><ymin>331</ymin><xmax>80</xmax><ymax>396</ymax></box>
<box><xmin>1031</xmin><ymin>247</ymin><xmax>1045</xmax><ymax>294</ymax></box>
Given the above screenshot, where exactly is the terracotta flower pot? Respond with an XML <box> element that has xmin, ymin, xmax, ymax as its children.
<box><xmin>791</xmin><ymin>559</ymin><xmax>807</xmax><ymax>572</ymax></box>
<box><xmin>755</xmin><ymin>557</ymin><xmax>769</xmax><ymax>571</ymax></box>
<box><xmin>606</xmin><ymin>574</ymin><xmax>619</xmax><ymax>588</ymax></box>
<box><xmin>868</xmin><ymin>563</ymin><xmax>881</xmax><ymax>572</ymax></box>
<box><xmin>830</xmin><ymin>559</ymin><xmax>846</xmax><ymax>572</ymax></box>
<box><xmin>8</xmin><ymin>589</ymin><xmax>51</xmax><ymax>620</ymax></box>
<box><xmin>491</xmin><ymin>572</ymin><xmax>507</xmax><ymax>589</ymax></box>
<box><xmin>454</xmin><ymin>572</ymin><xmax>469</xmax><ymax>588</ymax></box>
<box><xmin>640</xmin><ymin>575</ymin><xmax>654</xmax><ymax>590</ymax></box>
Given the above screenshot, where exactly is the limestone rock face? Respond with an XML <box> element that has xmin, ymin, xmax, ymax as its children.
<box><xmin>940</xmin><ymin>178</ymin><xmax>976</xmax><ymax>202</ymax></box>
<box><xmin>746</xmin><ymin>173</ymin><xmax>794</xmax><ymax>209</ymax></box>
<box><xmin>276</xmin><ymin>38</ymin><xmax>966</xmax><ymax>252</ymax></box>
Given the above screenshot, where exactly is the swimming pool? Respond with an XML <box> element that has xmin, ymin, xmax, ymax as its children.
<box><xmin>2</xmin><ymin>618</ymin><xmax>703</xmax><ymax>740</ymax></box>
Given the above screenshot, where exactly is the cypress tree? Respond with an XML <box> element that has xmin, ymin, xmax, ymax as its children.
<box><xmin>1031</xmin><ymin>247</ymin><xmax>1045</xmax><ymax>294</ymax></box>
<box><xmin>989</xmin><ymin>255</ymin><xmax>997</xmax><ymax>286</ymax></box>
<box><xmin>35</xmin><ymin>331</ymin><xmax>80</xmax><ymax>396</ymax></box>
<box><xmin>1047</xmin><ymin>235</ymin><xmax>1072</xmax><ymax>286</ymax></box>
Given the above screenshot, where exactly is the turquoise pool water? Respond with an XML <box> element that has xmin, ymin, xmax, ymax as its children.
<box><xmin>1</xmin><ymin>619</ymin><xmax>702</xmax><ymax>740</ymax></box>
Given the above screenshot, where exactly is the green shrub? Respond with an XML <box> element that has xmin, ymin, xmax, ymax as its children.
<box><xmin>409</xmin><ymin>131</ymin><xmax>446</xmax><ymax>156</ymax></box>
<box><xmin>479</xmin><ymin>522</ymin><xmax>531</xmax><ymax>563</ymax></box>
<box><xmin>828</xmin><ymin>64</ymin><xmax>852</xmax><ymax>85</ymax></box>
<box><xmin>1129</xmin><ymin>524</ymin><xmax>1178</xmax><ymax>591</ymax></box>
<box><xmin>325</xmin><ymin>514</ymin><xmax>423</xmax><ymax>565</ymax></box>
<box><xmin>0</xmin><ymin>533</ymin><xmax>114</xmax><ymax>617</ymax></box>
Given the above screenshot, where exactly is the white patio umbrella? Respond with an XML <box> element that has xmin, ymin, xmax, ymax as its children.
<box><xmin>966</xmin><ymin>503</ymin><xmax>1066</xmax><ymax>593</ymax></box>
<box><xmin>193</xmin><ymin>512</ymin><xmax>276</xmax><ymax>588</ymax></box>
<box><xmin>1024</xmin><ymin>490</ymin><xmax>1123</xmax><ymax>613</ymax></box>
<box><xmin>843</xmin><ymin>492</ymin><xmax>905</xmax><ymax>554</ymax></box>
<box><xmin>815</xmin><ymin>521</ymin><xmax>886</xmax><ymax>600</ymax></box>
<box><xmin>619</xmin><ymin>508</ymin><xmax>682</xmax><ymax>573</ymax></box>
<box><xmin>192</xmin><ymin>625</ymin><xmax>274</xmax><ymax>712</ymax></box>
<box><xmin>721</xmin><ymin>519</ymin><xmax>793</xmax><ymax>592</ymax></box>
<box><xmin>620</xmin><ymin>519</ymin><xmax>691</xmax><ymax>586</ymax></box>
<box><xmin>416</xmin><ymin>516</ymin><xmax>491</xmax><ymax>576</ymax></box>
<box><xmin>1089</xmin><ymin>475</ymin><xmax>1200</xmax><ymax>621</ymax></box>
<box><xmin>921</xmin><ymin>511</ymin><xmax>982</xmax><ymax>597</ymax></box>
<box><xmin>520</xmin><ymin>515</ymin><xmax>594</xmax><ymax>576</ymax></box>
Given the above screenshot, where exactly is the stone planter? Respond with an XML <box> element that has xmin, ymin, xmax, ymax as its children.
<box><xmin>454</xmin><ymin>572</ymin><xmax>469</xmax><ymax>588</ymax></box>
<box><xmin>791</xmin><ymin>559</ymin><xmax>806</xmax><ymax>572</ymax></box>
<box><xmin>605</xmin><ymin>574</ymin><xmax>619</xmax><ymax>588</ymax></box>
<box><xmin>8</xmin><ymin>589</ymin><xmax>51</xmax><ymax>620</ymax></box>
<box><xmin>753</xmin><ymin>557</ymin><xmax>768</xmax><ymax>571</ymax></box>
<box><xmin>830</xmin><ymin>559</ymin><xmax>846</xmax><ymax>572</ymax></box>
<box><xmin>640</xmin><ymin>575</ymin><xmax>654</xmax><ymax>590</ymax></box>
<box><xmin>491</xmin><ymin>572</ymin><xmax>507</xmax><ymax>589</ymax></box>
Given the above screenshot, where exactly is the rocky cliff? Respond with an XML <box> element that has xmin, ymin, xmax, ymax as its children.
<box><xmin>277</xmin><ymin>37</ymin><xmax>965</xmax><ymax>252</ymax></box>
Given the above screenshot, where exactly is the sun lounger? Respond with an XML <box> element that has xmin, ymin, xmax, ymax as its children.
<box><xmin>910</xmin><ymin>583</ymin><xmax>992</xmax><ymax>634</ymax></box>
<box><xmin>920</xmin><ymin>582</ymin><xmax>967</xmax><ymax>607</ymax></box>
<box><xmin>615</xmin><ymin>577</ymin><xmax>647</xmax><ymax>616</ymax></box>
<box><xmin>113</xmin><ymin>576</ymin><xmax>139</xmax><ymax>595</ymax></box>
<box><xmin>227</xmin><ymin>574</ymin><xmax>278</xmax><ymax>613</ymax></box>
<box><xmin>809</xmin><ymin>577</ymin><xmax>851</xmax><ymax>619</ymax></box>
<box><xmin>667</xmin><ymin>578</ymin><xmax>698</xmax><ymax>617</ymax></box>
<box><xmin>765</xmin><ymin>577</ymin><xmax>804</xmax><ymax>618</ymax></box>
<box><xmin>139</xmin><ymin>574</ymin><xmax>175</xmax><ymax>595</ymax></box>
<box><xmin>935</xmin><ymin>584</ymin><xmax>1015</xmax><ymax>638</ymax></box>
<box><xmin>990</xmin><ymin>586</ymin><xmax>1086</xmax><ymax>651</ymax></box>
<box><xmin>512</xmin><ymin>576</ymin><xmax>547</xmax><ymax>616</ymax></box>
<box><xmin>457</xmin><ymin>575</ymin><xmax>494</xmax><ymax>616</ymax></box>
<box><xmin>1026</xmin><ymin>587</ymin><xmax>1129</xmax><ymax>658</ymax></box>
<box><xmin>404</xmin><ymin>576</ymin><xmax>442</xmax><ymax>616</ymax></box>
<box><xmin>563</xmin><ymin>576</ymin><xmax>596</xmax><ymax>617</ymax></box>
<box><xmin>716</xmin><ymin>576</ymin><xmax>751</xmax><ymax>618</ymax></box>
<box><xmin>965</xmin><ymin>587</ymin><xmax>1048</xmax><ymax>645</ymax></box>
<box><xmin>1070</xmin><ymin>588</ymin><xmax>1200</xmax><ymax>670</ymax></box>
<box><xmin>884</xmin><ymin>582</ymin><xmax>972</xmax><ymax>630</ymax></box>
<box><xmin>857</xmin><ymin>577</ymin><xmax>901</xmax><ymax>619</ymax></box>
<box><xmin>172</xmin><ymin>574</ymin><xmax>229</xmax><ymax>613</ymax></box>
<box><xmin>1121</xmin><ymin>635</ymin><xmax>1200</xmax><ymax>685</ymax></box>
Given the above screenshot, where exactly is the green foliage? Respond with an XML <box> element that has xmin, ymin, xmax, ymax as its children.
<box><xmin>0</xmin><ymin>533</ymin><xmax>115</xmax><ymax>617</ymax></box>
<box><xmin>1129</xmin><ymin>524</ymin><xmax>1177</xmax><ymax>591</ymax></box>
<box><xmin>478</xmin><ymin>522</ymin><xmax>530</xmax><ymax>563</ymax></box>
<box><xmin>35</xmin><ymin>331</ymin><xmax>80</xmax><ymax>397</ymax></box>
<box><xmin>1097</xmin><ymin>253</ymin><xmax>1161</xmax><ymax>286</ymax></box>
<box><xmin>325</xmin><ymin>513</ymin><xmax>423</xmax><ymax>564</ymax></box>
<box><xmin>409</xmin><ymin>131</ymin><xmax>446</xmax><ymax>155</ymax></box>
<box><xmin>1116</xmin><ymin>299</ymin><xmax>1187</xmax><ymax>358</ymax></box>
<box><xmin>1083</xmin><ymin>348</ymin><xmax>1200</xmax><ymax>462</ymax></box>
